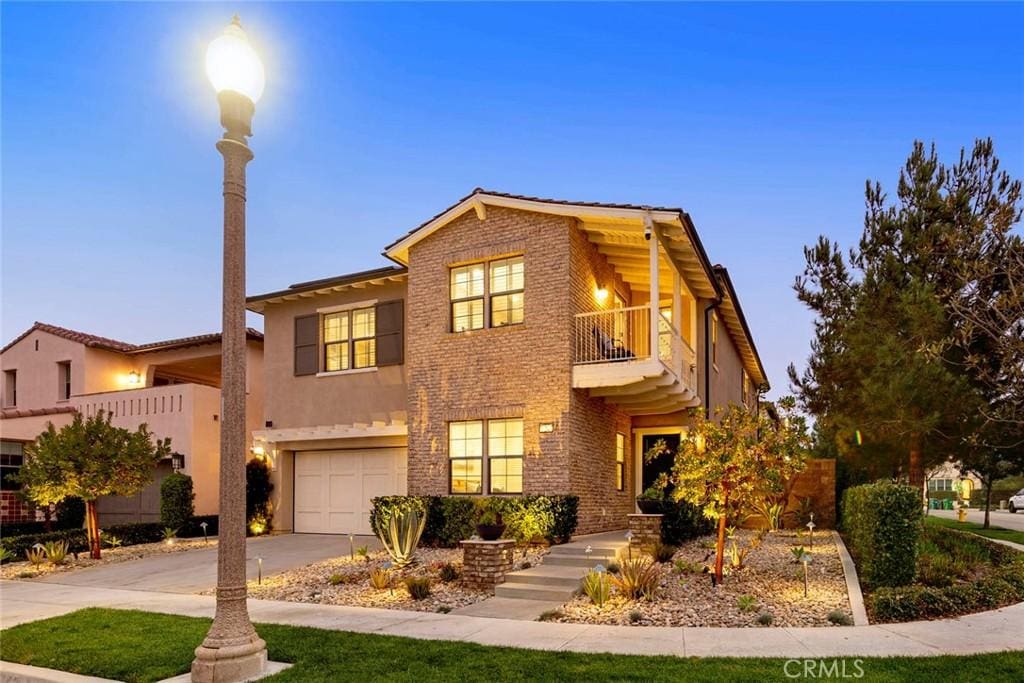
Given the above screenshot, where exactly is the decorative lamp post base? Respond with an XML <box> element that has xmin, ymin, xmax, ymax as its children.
<box><xmin>191</xmin><ymin>637</ymin><xmax>268</xmax><ymax>683</ymax></box>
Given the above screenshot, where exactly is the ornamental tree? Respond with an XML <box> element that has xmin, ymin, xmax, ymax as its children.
<box><xmin>17</xmin><ymin>411</ymin><xmax>170</xmax><ymax>558</ymax></box>
<box><xmin>664</xmin><ymin>401</ymin><xmax>809</xmax><ymax>584</ymax></box>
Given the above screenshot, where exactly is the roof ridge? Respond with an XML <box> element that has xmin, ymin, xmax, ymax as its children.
<box><xmin>2</xmin><ymin>322</ymin><xmax>262</xmax><ymax>356</ymax></box>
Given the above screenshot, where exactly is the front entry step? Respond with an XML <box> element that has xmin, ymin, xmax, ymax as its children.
<box><xmin>494</xmin><ymin>582</ymin><xmax>576</xmax><ymax>602</ymax></box>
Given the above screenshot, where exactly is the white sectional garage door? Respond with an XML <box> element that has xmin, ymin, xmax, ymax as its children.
<box><xmin>293</xmin><ymin>448</ymin><xmax>407</xmax><ymax>535</ymax></box>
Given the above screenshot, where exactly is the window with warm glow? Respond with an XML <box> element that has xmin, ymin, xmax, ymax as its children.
<box><xmin>488</xmin><ymin>418</ymin><xmax>524</xmax><ymax>494</ymax></box>
<box><xmin>450</xmin><ymin>256</ymin><xmax>524</xmax><ymax>332</ymax></box>
<box><xmin>323</xmin><ymin>307</ymin><xmax>375</xmax><ymax>372</ymax></box>
<box><xmin>711</xmin><ymin>312</ymin><xmax>719</xmax><ymax>368</ymax></box>
<box><xmin>742</xmin><ymin>369</ymin><xmax>750</xmax><ymax>405</ymax></box>
<box><xmin>449</xmin><ymin>420</ymin><xmax>484</xmax><ymax>494</ymax></box>
<box><xmin>615</xmin><ymin>432</ymin><xmax>626</xmax><ymax>491</ymax></box>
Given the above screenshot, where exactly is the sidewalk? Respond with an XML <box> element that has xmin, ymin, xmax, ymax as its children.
<box><xmin>2</xmin><ymin>579</ymin><xmax>1022</xmax><ymax>658</ymax></box>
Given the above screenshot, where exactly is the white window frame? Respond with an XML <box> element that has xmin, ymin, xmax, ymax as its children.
<box><xmin>449</xmin><ymin>255</ymin><xmax>524</xmax><ymax>333</ymax></box>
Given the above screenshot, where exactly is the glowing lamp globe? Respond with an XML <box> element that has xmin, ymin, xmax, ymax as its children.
<box><xmin>206</xmin><ymin>16</ymin><xmax>265</xmax><ymax>103</ymax></box>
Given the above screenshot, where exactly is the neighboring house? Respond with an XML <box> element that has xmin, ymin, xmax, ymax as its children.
<box><xmin>247</xmin><ymin>189</ymin><xmax>768</xmax><ymax>535</ymax></box>
<box><xmin>0</xmin><ymin>322</ymin><xmax>264</xmax><ymax>525</ymax></box>
<box><xmin>926</xmin><ymin>460</ymin><xmax>982</xmax><ymax>500</ymax></box>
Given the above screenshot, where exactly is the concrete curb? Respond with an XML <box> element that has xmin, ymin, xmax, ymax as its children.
<box><xmin>0</xmin><ymin>661</ymin><xmax>117</xmax><ymax>683</ymax></box>
<box><xmin>832</xmin><ymin>531</ymin><xmax>869</xmax><ymax>626</ymax></box>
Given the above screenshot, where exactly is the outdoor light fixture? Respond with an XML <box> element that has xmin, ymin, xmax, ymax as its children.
<box><xmin>200</xmin><ymin>521</ymin><xmax>209</xmax><ymax>545</ymax></box>
<box><xmin>538</xmin><ymin>422</ymin><xmax>554</xmax><ymax>433</ymax></box>
<box><xmin>170</xmin><ymin>452</ymin><xmax>185</xmax><ymax>472</ymax></box>
<box><xmin>800</xmin><ymin>552</ymin><xmax>812</xmax><ymax>598</ymax></box>
<box><xmin>192</xmin><ymin>15</ymin><xmax>269</xmax><ymax>683</ymax></box>
<box><xmin>594</xmin><ymin>285</ymin><xmax>609</xmax><ymax>305</ymax></box>
<box><xmin>251</xmin><ymin>444</ymin><xmax>265</xmax><ymax>459</ymax></box>
<box><xmin>806</xmin><ymin>513</ymin><xmax>816</xmax><ymax>549</ymax></box>
<box><xmin>127</xmin><ymin>371</ymin><xmax>141</xmax><ymax>386</ymax></box>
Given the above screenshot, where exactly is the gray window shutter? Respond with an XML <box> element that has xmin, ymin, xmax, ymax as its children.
<box><xmin>294</xmin><ymin>315</ymin><xmax>319</xmax><ymax>376</ymax></box>
<box><xmin>375</xmin><ymin>300</ymin><xmax>404</xmax><ymax>366</ymax></box>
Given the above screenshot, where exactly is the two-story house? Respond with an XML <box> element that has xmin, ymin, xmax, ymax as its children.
<box><xmin>247</xmin><ymin>190</ymin><xmax>767</xmax><ymax>536</ymax></box>
<box><xmin>0</xmin><ymin>322</ymin><xmax>264</xmax><ymax>525</ymax></box>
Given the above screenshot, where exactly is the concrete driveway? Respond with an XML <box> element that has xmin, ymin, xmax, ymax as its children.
<box><xmin>33</xmin><ymin>533</ymin><xmax>380</xmax><ymax>594</ymax></box>
<box><xmin>930</xmin><ymin>508</ymin><xmax>1024</xmax><ymax>532</ymax></box>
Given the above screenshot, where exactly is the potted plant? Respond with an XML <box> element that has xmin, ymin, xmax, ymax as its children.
<box><xmin>636</xmin><ymin>486</ymin><xmax>665</xmax><ymax>514</ymax></box>
<box><xmin>475</xmin><ymin>499</ymin><xmax>505</xmax><ymax>541</ymax></box>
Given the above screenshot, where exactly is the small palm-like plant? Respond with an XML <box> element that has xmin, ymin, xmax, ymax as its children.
<box><xmin>162</xmin><ymin>527</ymin><xmax>178</xmax><ymax>543</ymax></box>
<box><xmin>736</xmin><ymin>595</ymin><xmax>758</xmax><ymax>612</ymax></box>
<box><xmin>581</xmin><ymin>569</ymin><xmax>612</xmax><ymax>607</ymax></box>
<box><xmin>0</xmin><ymin>546</ymin><xmax>14</xmax><ymax>563</ymax></box>
<box><xmin>355</xmin><ymin>545</ymin><xmax>370</xmax><ymax>561</ymax></box>
<box><xmin>437</xmin><ymin>562</ymin><xmax>460</xmax><ymax>582</ymax></box>
<box><xmin>43</xmin><ymin>540</ymin><xmax>69</xmax><ymax>566</ymax></box>
<box><xmin>26</xmin><ymin>545</ymin><xmax>46</xmax><ymax>566</ymax></box>
<box><xmin>790</xmin><ymin>546</ymin><xmax>807</xmax><ymax>563</ymax></box>
<box><xmin>378</xmin><ymin>507</ymin><xmax>426</xmax><ymax>569</ymax></box>
<box><xmin>404</xmin><ymin>576</ymin><xmax>431</xmax><ymax>600</ymax></box>
<box><xmin>728</xmin><ymin>539</ymin><xmax>750</xmax><ymax>570</ymax></box>
<box><xmin>369</xmin><ymin>567</ymin><xmax>391</xmax><ymax>590</ymax></box>
<box><xmin>611</xmin><ymin>558</ymin><xmax>660</xmax><ymax>601</ymax></box>
<box><xmin>101</xmin><ymin>532</ymin><xmax>123</xmax><ymax>549</ymax></box>
<box><xmin>648</xmin><ymin>541</ymin><xmax>677</xmax><ymax>564</ymax></box>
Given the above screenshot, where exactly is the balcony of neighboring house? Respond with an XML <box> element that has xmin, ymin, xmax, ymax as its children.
<box><xmin>572</xmin><ymin>213</ymin><xmax>715</xmax><ymax>415</ymax></box>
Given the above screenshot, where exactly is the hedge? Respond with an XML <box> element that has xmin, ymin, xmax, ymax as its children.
<box><xmin>841</xmin><ymin>482</ymin><xmax>922</xmax><ymax>589</ymax></box>
<box><xmin>1</xmin><ymin>516</ymin><xmax>218</xmax><ymax>561</ymax></box>
<box><xmin>652</xmin><ymin>499</ymin><xmax>714</xmax><ymax>546</ymax></box>
<box><xmin>370</xmin><ymin>495</ymin><xmax>579</xmax><ymax>546</ymax></box>
<box><xmin>160</xmin><ymin>473</ymin><xmax>195</xmax><ymax>532</ymax></box>
<box><xmin>870</xmin><ymin>561</ymin><xmax>1024</xmax><ymax>622</ymax></box>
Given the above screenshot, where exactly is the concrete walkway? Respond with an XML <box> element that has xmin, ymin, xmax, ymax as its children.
<box><xmin>2</xmin><ymin>579</ymin><xmax>1022</xmax><ymax>657</ymax></box>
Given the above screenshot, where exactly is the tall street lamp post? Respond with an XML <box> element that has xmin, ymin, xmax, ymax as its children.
<box><xmin>192</xmin><ymin>16</ymin><xmax>268</xmax><ymax>683</ymax></box>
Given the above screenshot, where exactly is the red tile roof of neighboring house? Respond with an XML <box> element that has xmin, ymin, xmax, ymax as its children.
<box><xmin>1</xmin><ymin>322</ymin><xmax>263</xmax><ymax>356</ymax></box>
<box><xmin>0</xmin><ymin>405</ymin><xmax>78</xmax><ymax>420</ymax></box>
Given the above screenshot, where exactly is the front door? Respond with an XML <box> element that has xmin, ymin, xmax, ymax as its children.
<box><xmin>640</xmin><ymin>433</ymin><xmax>680</xmax><ymax>494</ymax></box>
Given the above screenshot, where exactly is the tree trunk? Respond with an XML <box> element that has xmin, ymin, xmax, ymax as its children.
<box><xmin>714</xmin><ymin>513</ymin><xmax>727</xmax><ymax>585</ymax></box>
<box><xmin>984</xmin><ymin>483</ymin><xmax>993</xmax><ymax>529</ymax></box>
<box><xmin>85</xmin><ymin>500</ymin><xmax>101</xmax><ymax>560</ymax></box>
<box><xmin>908</xmin><ymin>434</ymin><xmax>924</xmax><ymax>495</ymax></box>
<box><xmin>43</xmin><ymin>505</ymin><xmax>52</xmax><ymax>533</ymax></box>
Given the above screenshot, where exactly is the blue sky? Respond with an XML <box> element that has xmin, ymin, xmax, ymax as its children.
<box><xmin>3</xmin><ymin>2</ymin><xmax>1022</xmax><ymax>398</ymax></box>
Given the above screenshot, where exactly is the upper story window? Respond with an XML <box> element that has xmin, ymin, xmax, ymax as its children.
<box><xmin>323</xmin><ymin>307</ymin><xmax>376</xmax><ymax>372</ymax></box>
<box><xmin>450</xmin><ymin>256</ymin><xmax>524</xmax><ymax>332</ymax></box>
<box><xmin>58</xmin><ymin>361</ymin><xmax>71</xmax><ymax>401</ymax></box>
<box><xmin>711</xmin><ymin>312</ymin><xmax>719</xmax><ymax>369</ymax></box>
<box><xmin>928</xmin><ymin>478</ymin><xmax>955</xmax><ymax>492</ymax></box>
<box><xmin>3</xmin><ymin>370</ymin><xmax>15</xmax><ymax>407</ymax></box>
<box><xmin>294</xmin><ymin>300</ymin><xmax>404</xmax><ymax>377</ymax></box>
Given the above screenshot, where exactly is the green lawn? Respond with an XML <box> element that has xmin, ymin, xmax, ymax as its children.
<box><xmin>926</xmin><ymin>514</ymin><xmax>1024</xmax><ymax>546</ymax></box>
<box><xmin>2</xmin><ymin>609</ymin><xmax>1024</xmax><ymax>682</ymax></box>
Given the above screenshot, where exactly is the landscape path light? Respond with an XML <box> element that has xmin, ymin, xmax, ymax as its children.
<box><xmin>806</xmin><ymin>513</ymin><xmax>816</xmax><ymax>549</ymax></box>
<box><xmin>191</xmin><ymin>15</ymin><xmax>268</xmax><ymax>682</ymax></box>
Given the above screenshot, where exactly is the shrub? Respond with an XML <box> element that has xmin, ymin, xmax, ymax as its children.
<box><xmin>26</xmin><ymin>546</ymin><xmax>46</xmax><ymax>566</ymax></box>
<box><xmin>0</xmin><ymin>547</ymin><xmax>14</xmax><ymax>563</ymax></box>
<box><xmin>841</xmin><ymin>482</ymin><xmax>922</xmax><ymax>589</ymax></box>
<box><xmin>869</xmin><ymin>561</ymin><xmax>1024</xmax><ymax>622</ymax></box>
<box><xmin>537</xmin><ymin>609</ymin><xmax>564</xmax><ymax>622</ymax></box>
<box><xmin>582</xmin><ymin>569</ymin><xmax>612</xmax><ymax>607</ymax></box>
<box><xmin>827</xmin><ymin>610</ymin><xmax>853</xmax><ymax>626</ymax></box>
<box><xmin>606</xmin><ymin>561</ymin><xmax>621</xmax><ymax>575</ymax></box>
<box><xmin>673</xmin><ymin>559</ymin><xmax>702</xmax><ymax>574</ymax></box>
<box><xmin>371</xmin><ymin>495</ymin><xmax>579</xmax><ymax>547</ymax></box>
<box><xmin>160</xmin><ymin>473</ymin><xmax>195</xmax><ymax>532</ymax></box>
<box><xmin>656</xmin><ymin>498</ymin><xmax>714</xmax><ymax>546</ymax></box>
<box><xmin>328</xmin><ymin>573</ymin><xmax>344</xmax><ymax>586</ymax></box>
<box><xmin>100</xmin><ymin>532</ymin><xmax>123</xmax><ymax>549</ymax></box>
<box><xmin>756</xmin><ymin>612</ymin><xmax>774</xmax><ymax>626</ymax></box>
<box><xmin>43</xmin><ymin>540</ymin><xmax>69</xmax><ymax>566</ymax></box>
<box><xmin>437</xmin><ymin>562</ymin><xmax>460</xmax><ymax>583</ymax></box>
<box><xmin>628</xmin><ymin>609</ymin><xmax>643</xmax><ymax>624</ymax></box>
<box><xmin>404</xmin><ymin>576</ymin><xmax>432</xmax><ymax>600</ymax></box>
<box><xmin>369</xmin><ymin>568</ymin><xmax>391</xmax><ymax>591</ymax></box>
<box><xmin>649</xmin><ymin>541</ymin><xmax>677</xmax><ymax>564</ymax></box>
<box><xmin>162</xmin><ymin>527</ymin><xmax>178</xmax><ymax>542</ymax></box>
<box><xmin>246</xmin><ymin>459</ymin><xmax>274</xmax><ymax>532</ymax></box>
<box><xmin>435</xmin><ymin>605</ymin><xmax>451</xmax><ymax>614</ymax></box>
<box><xmin>611</xmin><ymin>558</ymin><xmax>660</xmax><ymax>601</ymax></box>
<box><xmin>55</xmin><ymin>497</ymin><xmax>86</xmax><ymax>529</ymax></box>
<box><xmin>736</xmin><ymin>595</ymin><xmax>758</xmax><ymax>612</ymax></box>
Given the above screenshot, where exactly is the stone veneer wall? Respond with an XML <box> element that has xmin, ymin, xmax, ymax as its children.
<box><xmin>784</xmin><ymin>458</ymin><xmax>837</xmax><ymax>529</ymax></box>
<box><xmin>460</xmin><ymin>539</ymin><xmax>515</xmax><ymax>591</ymax></box>
<box><xmin>403</xmin><ymin>206</ymin><xmax>641</xmax><ymax>534</ymax></box>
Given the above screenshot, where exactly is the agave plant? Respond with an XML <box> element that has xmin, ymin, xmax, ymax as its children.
<box><xmin>378</xmin><ymin>507</ymin><xmax>426</xmax><ymax>569</ymax></box>
<box><xmin>0</xmin><ymin>546</ymin><xmax>14</xmax><ymax>563</ymax></box>
<box><xmin>43</xmin><ymin>540</ymin><xmax>69</xmax><ymax>566</ymax></box>
<box><xmin>581</xmin><ymin>568</ymin><xmax>612</xmax><ymax>607</ymax></box>
<box><xmin>25</xmin><ymin>545</ymin><xmax>46</xmax><ymax>566</ymax></box>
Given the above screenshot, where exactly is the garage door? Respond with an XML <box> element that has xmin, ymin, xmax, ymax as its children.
<box><xmin>294</xmin><ymin>448</ymin><xmax>407</xmax><ymax>535</ymax></box>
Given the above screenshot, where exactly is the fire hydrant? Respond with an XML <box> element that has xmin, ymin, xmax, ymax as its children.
<box><xmin>958</xmin><ymin>504</ymin><xmax>968</xmax><ymax>523</ymax></box>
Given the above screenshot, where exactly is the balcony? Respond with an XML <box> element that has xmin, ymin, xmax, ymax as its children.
<box><xmin>573</xmin><ymin>304</ymin><xmax>699</xmax><ymax>414</ymax></box>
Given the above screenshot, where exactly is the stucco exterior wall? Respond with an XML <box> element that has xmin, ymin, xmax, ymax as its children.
<box><xmin>1</xmin><ymin>331</ymin><xmax>87</xmax><ymax>410</ymax></box>
<box><xmin>260</xmin><ymin>281</ymin><xmax>408</xmax><ymax>430</ymax></box>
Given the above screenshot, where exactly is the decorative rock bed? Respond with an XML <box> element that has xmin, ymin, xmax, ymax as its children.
<box><xmin>243</xmin><ymin>546</ymin><xmax>548</xmax><ymax>614</ymax></box>
<box><xmin>553</xmin><ymin>529</ymin><xmax>852</xmax><ymax>627</ymax></box>
<box><xmin>0</xmin><ymin>538</ymin><xmax>217</xmax><ymax>580</ymax></box>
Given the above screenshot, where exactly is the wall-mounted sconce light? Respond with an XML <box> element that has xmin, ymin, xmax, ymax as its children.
<box><xmin>251</xmin><ymin>444</ymin><xmax>266</xmax><ymax>460</ymax></box>
<box><xmin>539</xmin><ymin>422</ymin><xmax>555</xmax><ymax>433</ymax></box>
<box><xmin>594</xmin><ymin>285</ymin><xmax>609</xmax><ymax>305</ymax></box>
<box><xmin>127</xmin><ymin>371</ymin><xmax>142</xmax><ymax>386</ymax></box>
<box><xmin>170</xmin><ymin>452</ymin><xmax>185</xmax><ymax>472</ymax></box>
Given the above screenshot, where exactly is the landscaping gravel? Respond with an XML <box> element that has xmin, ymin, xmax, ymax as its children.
<box><xmin>0</xmin><ymin>538</ymin><xmax>217</xmax><ymax>580</ymax></box>
<box><xmin>243</xmin><ymin>546</ymin><xmax>548</xmax><ymax>614</ymax></box>
<box><xmin>555</xmin><ymin>529</ymin><xmax>852</xmax><ymax>627</ymax></box>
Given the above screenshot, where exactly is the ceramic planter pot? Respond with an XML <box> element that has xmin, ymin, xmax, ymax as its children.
<box><xmin>475</xmin><ymin>523</ymin><xmax>506</xmax><ymax>541</ymax></box>
<box><xmin>636</xmin><ymin>498</ymin><xmax>663</xmax><ymax>514</ymax></box>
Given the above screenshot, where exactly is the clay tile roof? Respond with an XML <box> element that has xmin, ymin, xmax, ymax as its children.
<box><xmin>0</xmin><ymin>405</ymin><xmax>79</xmax><ymax>420</ymax></box>
<box><xmin>1</xmin><ymin>322</ymin><xmax>263</xmax><ymax>356</ymax></box>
